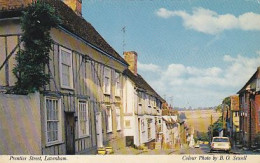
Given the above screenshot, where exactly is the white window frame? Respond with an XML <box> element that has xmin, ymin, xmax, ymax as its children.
<box><xmin>257</xmin><ymin>78</ymin><xmax>260</xmax><ymax>91</ymax></box>
<box><xmin>115</xmin><ymin>72</ymin><xmax>121</xmax><ymax>97</ymax></box>
<box><xmin>103</xmin><ymin>67</ymin><xmax>111</xmax><ymax>95</ymax></box>
<box><xmin>107</xmin><ymin>106</ymin><xmax>113</xmax><ymax>133</ymax></box>
<box><xmin>78</xmin><ymin>100</ymin><xmax>90</xmax><ymax>138</ymax></box>
<box><xmin>116</xmin><ymin>107</ymin><xmax>121</xmax><ymax>131</ymax></box>
<box><xmin>147</xmin><ymin>119</ymin><xmax>152</xmax><ymax>140</ymax></box>
<box><xmin>45</xmin><ymin>97</ymin><xmax>62</xmax><ymax>146</ymax></box>
<box><xmin>59</xmin><ymin>47</ymin><xmax>73</xmax><ymax>89</ymax></box>
<box><xmin>141</xmin><ymin>119</ymin><xmax>145</xmax><ymax>132</ymax></box>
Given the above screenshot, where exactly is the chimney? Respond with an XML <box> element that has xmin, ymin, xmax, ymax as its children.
<box><xmin>0</xmin><ymin>0</ymin><xmax>33</xmax><ymax>8</ymax></box>
<box><xmin>124</xmin><ymin>51</ymin><xmax>138</xmax><ymax>76</ymax></box>
<box><xmin>63</xmin><ymin>0</ymin><xmax>82</xmax><ymax>16</ymax></box>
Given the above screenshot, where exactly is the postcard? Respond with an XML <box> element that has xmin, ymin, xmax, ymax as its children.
<box><xmin>0</xmin><ymin>0</ymin><xmax>260</xmax><ymax>163</ymax></box>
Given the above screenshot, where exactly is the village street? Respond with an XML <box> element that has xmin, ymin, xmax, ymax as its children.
<box><xmin>111</xmin><ymin>144</ymin><xmax>260</xmax><ymax>155</ymax></box>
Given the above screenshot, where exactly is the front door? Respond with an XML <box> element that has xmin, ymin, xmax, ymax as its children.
<box><xmin>96</xmin><ymin>112</ymin><xmax>103</xmax><ymax>147</ymax></box>
<box><xmin>138</xmin><ymin>118</ymin><xmax>141</xmax><ymax>146</ymax></box>
<box><xmin>65</xmin><ymin>113</ymin><xmax>75</xmax><ymax>154</ymax></box>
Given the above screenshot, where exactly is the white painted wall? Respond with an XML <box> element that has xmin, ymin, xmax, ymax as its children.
<box><xmin>0</xmin><ymin>93</ymin><xmax>41</xmax><ymax>154</ymax></box>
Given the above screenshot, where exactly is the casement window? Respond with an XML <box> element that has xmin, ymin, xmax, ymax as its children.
<box><xmin>138</xmin><ymin>92</ymin><xmax>142</xmax><ymax>104</ymax></box>
<box><xmin>116</xmin><ymin>107</ymin><xmax>121</xmax><ymax>130</ymax></box>
<box><xmin>45</xmin><ymin>98</ymin><xmax>62</xmax><ymax>144</ymax></box>
<box><xmin>138</xmin><ymin>104</ymin><xmax>142</xmax><ymax>113</ymax></box>
<box><xmin>59</xmin><ymin>47</ymin><xmax>73</xmax><ymax>89</ymax></box>
<box><xmin>78</xmin><ymin>101</ymin><xmax>89</xmax><ymax>137</ymax></box>
<box><xmin>103</xmin><ymin>67</ymin><xmax>111</xmax><ymax>95</ymax></box>
<box><xmin>115</xmin><ymin>72</ymin><xmax>121</xmax><ymax>97</ymax></box>
<box><xmin>141</xmin><ymin>119</ymin><xmax>145</xmax><ymax>132</ymax></box>
<box><xmin>257</xmin><ymin>78</ymin><xmax>260</xmax><ymax>91</ymax></box>
<box><xmin>147</xmin><ymin>119</ymin><xmax>152</xmax><ymax>139</ymax></box>
<box><xmin>107</xmin><ymin>106</ymin><xmax>113</xmax><ymax>132</ymax></box>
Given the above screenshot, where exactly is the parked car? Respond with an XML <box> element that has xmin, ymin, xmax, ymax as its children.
<box><xmin>210</xmin><ymin>137</ymin><xmax>231</xmax><ymax>153</ymax></box>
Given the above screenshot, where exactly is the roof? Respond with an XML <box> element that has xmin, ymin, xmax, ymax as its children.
<box><xmin>123</xmin><ymin>69</ymin><xmax>165</xmax><ymax>102</ymax></box>
<box><xmin>0</xmin><ymin>0</ymin><xmax>128</xmax><ymax>66</ymax></box>
<box><xmin>237</xmin><ymin>69</ymin><xmax>258</xmax><ymax>94</ymax></box>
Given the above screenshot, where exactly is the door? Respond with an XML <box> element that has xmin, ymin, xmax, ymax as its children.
<box><xmin>96</xmin><ymin>112</ymin><xmax>103</xmax><ymax>147</ymax></box>
<box><xmin>65</xmin><ymin>113</ymin><xmax>75</xmax><ymax>154</ymax></box>
<box><xmin>138</xmin><ymin>118</ymin><xmax>141</xmax><ymax>146</ymax></box>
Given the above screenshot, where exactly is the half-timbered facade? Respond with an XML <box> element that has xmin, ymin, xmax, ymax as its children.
<box><xmin>0</xmin><ymin>0</ymin><xmax>128</xmax><ymax>154</ymax></box>
<box><xmin>122</xmin><ymin>51</ymin><xmax>164</xmax><ymax>149</ymax></box>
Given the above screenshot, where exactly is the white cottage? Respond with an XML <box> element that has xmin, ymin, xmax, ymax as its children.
<box><xmin>122</xmin><ymin>51</ymin><xmax>164</xmax><ymax>149</ymax></box>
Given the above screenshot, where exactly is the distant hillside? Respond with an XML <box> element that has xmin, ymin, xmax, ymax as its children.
<box><xmin>179</xmin><ymin>109</ymin><xmax>221</xmax><ymax>133</ymax></box>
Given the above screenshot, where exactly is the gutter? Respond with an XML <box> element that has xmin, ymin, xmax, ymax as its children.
<box><xmin>0</xmin><ymin>17</ymin><xmax>20</xmax><ymax>22</ymax></box>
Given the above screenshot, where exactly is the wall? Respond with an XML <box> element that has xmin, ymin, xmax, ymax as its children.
<box><xmin>0</xmin><ymin>93</ymin><xmax>41</xmax><ymax>154</ymax></box>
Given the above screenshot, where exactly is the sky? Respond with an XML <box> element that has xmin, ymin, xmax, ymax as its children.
<box><xmin>82</xmin><ymin>0</ymin><xmax>260</xmax><ymax>108</ymax></box>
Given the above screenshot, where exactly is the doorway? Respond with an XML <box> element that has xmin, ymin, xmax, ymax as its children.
<box><xmin>96</xmin><ymin>112</ymin><xmax>103</xmax><ymax>148</ymax></box>
<box><xmin>65</xmin><ymin>112</ymin><xmax>75</xmax><ymax>154</ymax></box>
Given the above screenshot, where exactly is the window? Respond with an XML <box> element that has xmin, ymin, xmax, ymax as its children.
<box><xmin>107</xmin><ymin>106</ymin><xmax>113</xmax><ymax>132</ymax></box>
<box><xmin>141</xmin><ymin>119</ymin><xmax>145</xmax><ymax>132</ymax></box>
<box><xmin>147</xmin><ymin>119</ymin><xmax>152</xmax><ymax>139</ymax></box>
<box><xmin>138</xmin><ymin>104</ymin><xmax>142</xmax><ymax>113</ymax></box>
<box><xmin>148</xmin><ymin>95</ymin><xmax>151</xmax><ymax>106</ymax></box>
<box><xmin>116</xmin><ymin>107</ymin><xmax>121</xmax><ymax>130</ymax></box>
<box><xmin>115</xmin><ymin>72</ymin><xmax>121</xmax><ymax>97</ymax></box>
<box><xmin>78</xmin><ymin>101</ymin><xmax>89</xmax><ymax>137</ymax></box>
<box><xmin>59</xmin><ymin>47</ymin><xmax>73</xmax><ymax>89</ymax></box>
<box><xmin>104</xmin><ymin>67</ymin><xmax>111</xmax><ymax>94</ymax></box>
<box><xmin>138</xmin><ymin>92</ymin><xmax>142</xmax><ymax>104</ymax></box>
<box><xmin>45</xmin><ymin>98</ymin><xmax>62</xmax><ymax>144</ymax></box>
<box><xmin>257</xmin><ymin>78</ymin><xmax>260</xmax><ymax>91</ymax></box>
<box><xmin>258</xmin><ymin>111</ymin><xmax>260</xmax><ymax>124</ymax></box>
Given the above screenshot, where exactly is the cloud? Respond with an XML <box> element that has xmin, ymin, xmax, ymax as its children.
<box><xmin>138</xmin><ymin>61</ymin><xmax>161</xmax><ymax>72</ymax></box>
<box><xmin>139</xmin><ymin>52</ymin><xmax>260</xmax><ymax>107</ymax></box>
<box><xmin>155</xmin><ymin>7</ymin><xmax>260</xmax><ymax>34</ymax></box>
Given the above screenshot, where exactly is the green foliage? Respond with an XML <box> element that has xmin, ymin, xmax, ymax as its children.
<box><xmin>222</xmin><ymin>97</ymin><xmax>231</xmax><ymax>107</ymax></box>
<box><xmin>208</xmin><ymin>116</ymin><xmax>223</xmax><ymax>137</ymax></box>
<box><xmin>197</xmin><ymin>132</ymin><xmax>209</xmax><ymax>141</ymax></box>
<box><xmin>11</xmin><ymin>1</ymin><xmax>60</xmax><ymax>94</ymax></box>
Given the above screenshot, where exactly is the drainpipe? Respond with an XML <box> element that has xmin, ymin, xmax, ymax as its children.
<box><xmin>249</xmin><ymin>94</ymin><xmax>252</xmax><ymax>149</ymax></box>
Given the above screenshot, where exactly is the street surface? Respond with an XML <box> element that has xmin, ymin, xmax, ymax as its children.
<box><xmin>112</xmin><ymin>144</ymin><xmax>260</xmax><ymax>155</ymax></box>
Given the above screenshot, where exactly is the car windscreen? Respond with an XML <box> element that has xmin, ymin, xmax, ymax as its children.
<box><xmin>212</xmin><ymin>138</ymin><xmax>229</xmax><ymax>142</ymax></box>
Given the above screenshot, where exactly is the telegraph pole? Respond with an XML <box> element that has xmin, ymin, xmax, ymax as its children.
<box><xmin>211</xmin><ymin>115</ymin><xmax>213</xmax><ymax>142</ymax></box>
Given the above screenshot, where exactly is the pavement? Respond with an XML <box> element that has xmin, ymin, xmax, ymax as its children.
<box><xmin>110</xmin><ymin>143</ymin><xmax>260</xmax><ymax>155</ymax></box>
<box><xmin>112</xmin><ymin>144</ymin><xmax>186</xmax><ymax>155</ymax></box>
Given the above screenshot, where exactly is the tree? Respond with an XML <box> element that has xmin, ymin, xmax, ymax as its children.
<box><xmin>10</xmin><ymin>1</ymin><xmax>60</xmax><ymax>94</ymax></box>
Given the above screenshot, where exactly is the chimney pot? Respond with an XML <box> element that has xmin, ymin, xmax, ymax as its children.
<box><xmin>124</xmin><ymin>51</ymin><xmax>138</xmax><ymax>75</ymax></box>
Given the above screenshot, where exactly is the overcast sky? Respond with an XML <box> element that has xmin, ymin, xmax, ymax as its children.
<box><xmin>82</xmin><ymin>0</ymin><xmax>260</xmax><ymax>108</ymax></box>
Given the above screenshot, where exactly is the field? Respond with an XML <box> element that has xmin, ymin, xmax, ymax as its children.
<box><xmin>179</xmin><ymin>109</ymin><xmax>222</xmax><ymax>133</ymax></box>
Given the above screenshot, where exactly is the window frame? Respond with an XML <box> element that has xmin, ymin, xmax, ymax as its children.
<box><xmin>59</xmin><ymin>47</ymin><xmax>74</xmax><ymax>89</ymax></box>
<box><xmin>115</xmin><ymin>72</ymin><xmax>121</xmax><ymax>97</ymax></box>
<box><xmin>107</xmin><ymin>106</ymin><xmax>113</xmax><ymax>133</ymax></box>
<box><xmin>115</xmin><ymin>107</ymin><xmax>121</xmax><ymax>131</ymax></box>
<box><xmin>45</xmin><ymin>97</ymin><xmax>62</xmax><ymax>146</ymax></box>
<box><xmin>103</xmin><ymin>67</ymin><xmax>111</xmax><ymax>95</ymax></box>
<box><xmin>78</xmin><ymin>100</ymin><xmax>90</xmax><ymax>138</ymax></box>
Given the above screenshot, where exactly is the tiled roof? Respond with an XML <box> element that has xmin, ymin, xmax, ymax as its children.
<box><xmin>0</xmin><ymin>0</ymin><xmax>128</xmax><ymax>66</ymax></box>
<box><xmin>237</xmin><ymin>70</ymin><xmax>257</xmax><ymax>94</ymax></box>
<box><xmin>123</xmin><ymin>69</ymin><xmax>165</xmax><ymax>102</ymax></box>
